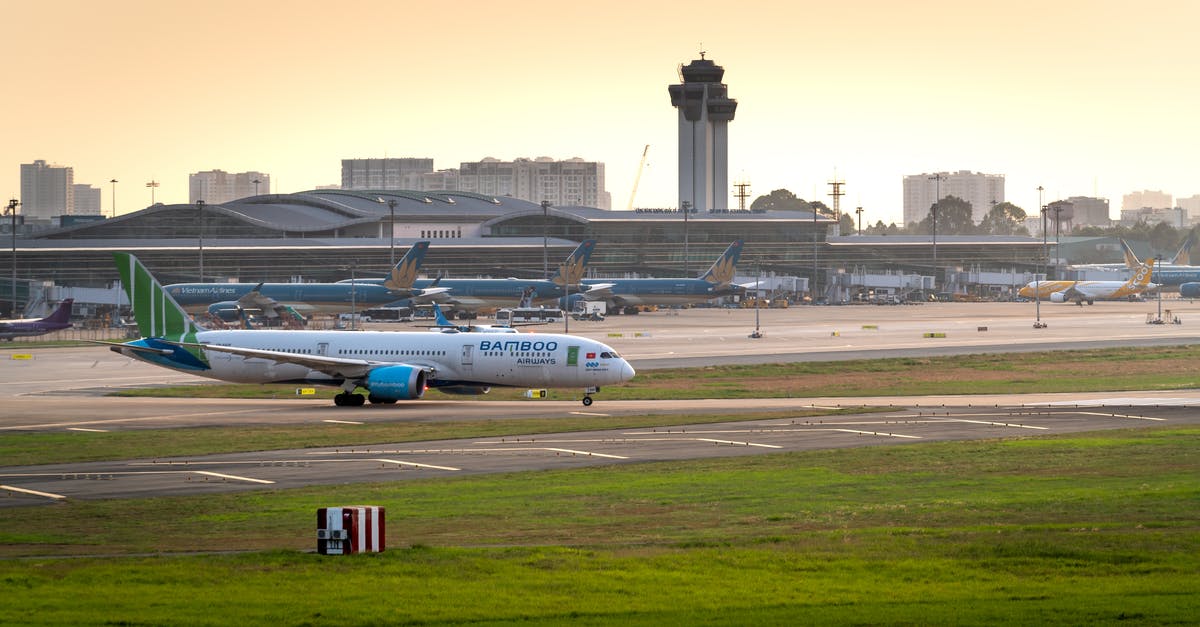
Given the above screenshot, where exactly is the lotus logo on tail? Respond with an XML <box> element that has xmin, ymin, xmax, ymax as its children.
<box><xmin>553</xmin><ymin>240</ymin><xmax>597</xmax><ymax>287</ymax></box>
<box><xmin>701</xmin><ymin>241</ymin><xmax>744</xmax><ymax>285</ymax></box>
<box><xmin>384</xmin><ymin>241</ymin><xmax>430</xmax><ymax>291</ymax></box>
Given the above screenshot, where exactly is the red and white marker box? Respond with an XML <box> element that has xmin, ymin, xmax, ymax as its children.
<box><xmin>316</xmin><ymin>506</ymin><xmax>386</xmax><ymax>555</ymax></box>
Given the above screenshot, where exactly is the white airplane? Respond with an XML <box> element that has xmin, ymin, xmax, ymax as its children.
<box><xmin>1018</xmin><ymin>259</ymin><xmax>1157</xmax><ymax>305</ymax></box>
<box><xmin>426</xmin><ymin>303</ymin><xmax>519</xmax><ymax>334</ymax></box>
<box><xmin>105</xmin><ymin>252</ymin><xmax>634</xmax><ymax>406</ymax></box>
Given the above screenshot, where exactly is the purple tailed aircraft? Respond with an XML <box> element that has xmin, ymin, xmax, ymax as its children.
<box><xmin>0</xmin><ymin>298</ymin><xmax>74</xmax><ymax>340</ymax></box>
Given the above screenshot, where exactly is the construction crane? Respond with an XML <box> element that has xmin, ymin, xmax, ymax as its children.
<box><xmin>626</xmin><ymin>144</ymin><xmax>650</xmax><ymax>210</ymax></box>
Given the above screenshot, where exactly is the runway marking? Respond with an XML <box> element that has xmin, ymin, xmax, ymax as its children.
<box><xmin>192</xmin><ymin>471</ymin><xmax>275</xmax><ymax>484</ymax></box>
<box><xmin>1032</xmin><ymin>397</ymin><xmax>1200</xmax><ymax>407</ymax></box>
<box><xmin>322</xmin><ymin>419</ymin><xmax>364</xmax><ymax>425</ymax></box>
<box><xmin>544</xmin><ymin>448</ymin><xmax>629</xmax><ymax>459</ymax></box>
<box><xmin>1075</xmin><ymin>411</ymin><xmax>1165</xmax><ymax>421</ymax></box>
<box><xmin>67</xmin><ymin>427</ymin><xmax>108</xmax><ymax>432</ymax></box>
<box><xmin>831</xmin><ymin>429</ymin><xmax>923</xmax><ymax>439</ymax></box>
<box><xmin>373</xmin><ymin>459</ymin><xmax>461</xmax><ymax>471</ymax></box>
<box><xmin>1</xmin><ymin>485</ymin><xmax>66</xmax><ymax>500</ymax></box>
<box><xmin>569</xmin><ymin>411</ymin><xmax>610</xmax><ymax>417</ymax></box>
<box><xmin>695</xmin><ymin>438</ymin><xmax>782</xmax><ymax>449</ymax></box>
<box><xmin>935</xmin><ymin>418</ymin><xmax>1048</xmax><ymax>430</ymax></box>
<box><xmin>0</xmin><ymin>407</ymin><xmax>273</xmax><ymax>431</ymax></box>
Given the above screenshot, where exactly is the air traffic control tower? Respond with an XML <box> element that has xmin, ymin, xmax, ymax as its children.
<box><xmin>668</xmin><ymin>54</ymin><xmax>738</xmax><ymax>212</ymax></box>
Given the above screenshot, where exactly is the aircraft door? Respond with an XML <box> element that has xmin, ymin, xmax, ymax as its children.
<box><xmin>317</xmin><ymin>342</ymin><xmax>329</xmax><ymax>357</ymax></box>
<box><xmin>460</xmin><ymin>344</ymin><xmax>474</xmax><ymax>376</ymax></box>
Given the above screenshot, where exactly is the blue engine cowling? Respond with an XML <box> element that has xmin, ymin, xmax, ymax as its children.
<box><xmin>436</xmin><ymin>385</ymin><xmax>491</xmax><ymax>396</ymax></box>
<box><xmin>1181</xmin><ymin>282</ymin><xmax>1200</xmax><ymax>299</ymax></box>
<box><xmin>365</xmin><ymin>365</ymin><xmax>427</xmax><ymax>401</ymax></box>
<box><xmin>207</xmin><ymin>301</ymin><xmax>243</xmax><ymax>322</ymax></box>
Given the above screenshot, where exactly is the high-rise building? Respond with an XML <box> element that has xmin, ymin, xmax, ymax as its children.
<box><xmin>189</xmin><ymin>170</ymin><xmax>270</xmax><ymax>204</ymax></box>
<box><xmin>341</xmin><ymin>158</ymin><xmax>433</xmax><ymax>190</ymax></box>
<box><xmin>72</xmin><ymin>184</ymin><xmax>102</xmax><ymax>215</ymax></box>
<box><xmin>669</xmin><ymin>54</ymin><xmax>737</xmax><ymax>212</ymax></box>
<box><xmin>902</xmin><ymin>171</ymin><xmax>1005</xmax><ymax>226</ymax></box>
<box><xmin>1176</xmin><ymin>194</ymin><xmax>1200</xmax><ymax>222</ymax></box>
<box><xmin>456</xmin><ymin>157</ymin><xmax>610</xmax><ymax>209</ymax></box>
<box><xmin>1122</xmin><ymin>190</ymin><xmax>1172</xmax><ymax>211</ymax></box>
<box><xmin>1061</xmin><ymin>196</ymin><xmax>1111</xmax><ymax>227</ymax></box>
<box><xmin>20</xmin><ymin>160</ymin><xmax>74</xmax><ymax>220</ymax></box>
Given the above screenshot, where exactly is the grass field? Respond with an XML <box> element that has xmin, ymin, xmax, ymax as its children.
<box><xmin>1</xmin><ymin>427</ymin><xmax>1197</xmax><ymax>624</ymax></box>
<box><xmin>2</xmin><ymin>347</ymin><xmax>1199</xmax><ymax>624</ymax></box>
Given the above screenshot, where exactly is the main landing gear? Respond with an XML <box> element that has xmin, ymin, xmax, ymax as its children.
<box><xmin>333</xmin><ymin>392</ymin><xmax>365</xmax><ymax>406</ymax></box>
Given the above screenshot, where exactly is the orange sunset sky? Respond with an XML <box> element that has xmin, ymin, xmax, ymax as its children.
<box><xmin>2</xmin><ymin>0</ymin><xmax>1198</xmax><ymax>225</ymax></box>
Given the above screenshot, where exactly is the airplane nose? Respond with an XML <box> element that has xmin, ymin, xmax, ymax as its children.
<box><xmin>619</xmin><ymin>360</ymin><xmax>636</xmax><ymax>381</ymax></box>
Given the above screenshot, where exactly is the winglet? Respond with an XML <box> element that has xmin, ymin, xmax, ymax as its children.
<box><xmin>113</xmin><ymin>252</ymin><xmax>205</xmax><ymax>340</ymax></box>
<box><xmin>700</xmin><ymin>240</ymin><xmax>744</xmax><ymax>284</ymax></box>
<box><xmin>384</xmin><ymin>241</ymin><xmax>431</xmax><ymax>292</ymax></box>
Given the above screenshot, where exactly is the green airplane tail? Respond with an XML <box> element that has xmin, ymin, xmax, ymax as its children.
<box><xmin>113</xmin><ymin>252</ymin><xmax>203</xmax><ymax>340</ymax></box>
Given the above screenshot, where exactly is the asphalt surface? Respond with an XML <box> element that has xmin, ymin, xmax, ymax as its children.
<box><xmin>3</xmin><ymin>300</ymin><xmax>1200</xmax><ymax>506</ymax></box>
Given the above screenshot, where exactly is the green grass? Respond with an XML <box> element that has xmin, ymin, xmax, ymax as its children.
<box><xmin>1</xmin><ymin>427</ymin><xmax>1197</xmax><ymax>624</ymax></box>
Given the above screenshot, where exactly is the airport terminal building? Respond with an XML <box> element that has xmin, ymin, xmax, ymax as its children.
<box><xmin>10</xmin><ymin>188</ymin><xmax>1049</xmax><ymax>306</ymax></box>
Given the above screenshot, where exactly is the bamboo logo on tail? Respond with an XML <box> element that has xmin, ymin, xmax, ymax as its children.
<box><xmin>114</xmin><ymin>252</ymin><xmax>201</xmax><ymax>342</ymax></box>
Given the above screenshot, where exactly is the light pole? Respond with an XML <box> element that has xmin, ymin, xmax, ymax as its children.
<box><xmin>855</xmin><ymin>206</ymin><xmax>863</xmax><ymax>236</ymax></box>
<box><xmin>196</xmin><ymin>200</ymin><xmax>205</xmax><ymax>281</ymax></box>
<box><xmin>1035</xmin><ymin>185</ymin><xmax>1045</xmax><ymax>328</ymax></box>
<box><xmin>681</xmin><ymin>200</ymin><xmax>691</xmax><ymax>275</ymax></box>
<box><xmin>928</xmin><ymin>173</ymin><xmax>945</xmax><ymax>288</ymax></box>
<box><xmin>541</xmin><ymin>200</ymin><xmax>551</xmax><ymax>279</ymax></box>
<box><xmin>5</xmin><ymin>198</ymin><xmax>17</xmax><ymax>316</ymax></box>
<box><xmin>253</xmin><ymin>179</ymin><xmax>261</xmax><ymax>196</ymax></box>
<box><xmin>146</xmin><ymin>180</ymin><xmax>159</xmax><ymax>206</ymax></box>
<box><xmin>377</xmin><ymin>197</ymin><xmax>398</xmax><ymax>267</ymax></box>
<box><xmin>812</xmin><ymin>202</ymin><xmax>818</xmax><ymax>302</ymax></box>
<box><xmin>109</xmin><ymin>179</ymin><xmax>118</xmax><ymax>218</ymax></box>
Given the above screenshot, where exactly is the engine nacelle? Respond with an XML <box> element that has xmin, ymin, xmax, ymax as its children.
<box><xmin>436</xmin><ymin>385</ymin><xmax>491</xmax><ymax>396</ymax></box>
<box><xmin>207</xmin><ymin>301</ymin><xmax>244</xmax><ymax>322</ymax></box>
<box><xmin>1049</xmin><ymin>292</ymin><xmax>1068</xmax><ymax>303</ymax></box>
<box><xmin>365</xmin><ymin>365</ymin><xmax>427</xmax><ymax>401</ymax></box>
<box><xmin>1181</xmin><ymin>282</ymin><xmax>1200</xmax><ymax>299</ymax></box>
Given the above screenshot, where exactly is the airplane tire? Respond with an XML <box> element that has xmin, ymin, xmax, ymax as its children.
<box><xmin>368</xmin><ymin>394</ymin><xmax>398</xmax><ymax>405</ymax></box>
<box><xmin>582</xmin><ymin>396</ymin><xmax>593</xmax><ymax>406</ymax></box>
<box><xmin>334</xmin><ymin>393</ymin><xmax>348</xmax><ymax>407</ymax></box>
<box><xmin>350</xmin><ymin>393</ymin><xmax>366</xmax><ymax>406</ymax></box>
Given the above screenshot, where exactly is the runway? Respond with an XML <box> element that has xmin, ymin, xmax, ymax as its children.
<box><xmin>3</xmin><ymin>301</ymin><xmax>1200</xmax><ymax>505</ymax></box>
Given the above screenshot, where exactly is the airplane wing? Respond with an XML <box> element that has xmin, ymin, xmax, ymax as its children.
<box><xmin>170</xmin><ymin>341</ymin><xmax>436</xmax><ymax>380</ymax></box>
<box><xmin>580</xmin><ymin>283</ymin><xmax>616</xmax><ymax>300</ymax></box>
<box><xmin>408</xmin><ymin>286</ymin><xmax>453</xmax><ymax>304</ymax></box>
<box><xmin>235</xmin><ymin>284</ymin><xmax>285</xmax><ymax>319</ymax></box>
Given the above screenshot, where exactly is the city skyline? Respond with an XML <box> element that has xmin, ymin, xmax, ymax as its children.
<box><xmin>3</xmin><ymin>1</ymin><xmax>1198</xmax><ymax>225</ymax></box>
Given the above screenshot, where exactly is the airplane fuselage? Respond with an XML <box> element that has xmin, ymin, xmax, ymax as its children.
<box><xmin>116</xmin><ymin>329</ymin><xmax>633</xmax><ymax>390</ymax></box>
<box><xmin>166</xmin><ymin>282</ymin><xmax>414</xmax><ymax>315</ymax></box>
<box><xmin>580</xmin><ymin>278</ymin><xmax>738</xmax><ymax>307</ymax></box>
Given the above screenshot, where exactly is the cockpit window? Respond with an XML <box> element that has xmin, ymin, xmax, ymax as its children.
<box><xmin>600</xmin><ymin>351</ymin><xmax>618</xmax><ymax>359</ymax></box>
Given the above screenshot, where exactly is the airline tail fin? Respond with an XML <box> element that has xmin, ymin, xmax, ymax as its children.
<box><xmin>432</xmin><ymin>302</ymin><xmax>453</xmax><ymax>327</ymax></box>
<box><xmin>700</xmin><ymin>240</ymin><xmax>744</xmax><ymax>284</ymax></box>
<box><xmin>1126</xmin><ymin>258</ymin><xmax>1156</xmax><ymax>289</ymax></box>
<box><xmin>113</xmin><ymin>252</ymin><xmax>204</xmax><ymax>340</ymax></box>
<box><xmin>1120</xmin><ymin>239</ymin><xmax>1141</xmax><ymax>269</ymax></box>
<box><xmin>383</xmin><ymin>241</ymin><xmax>431</xmax><ymax>291</ymax></box>
<box><xmin>42</xmin><ymin>298</ymin><xmax>74</xmax><ymax>324</ymax></box>
<box><xmin>553</xmin><ymin>239</ymin><xmax>597</xmax><ymax>286</ymax></box>
<box><xmin>1171</xmin><ymin>236</ymin><xmax>1193</xmax><ymax>266</ymax></box>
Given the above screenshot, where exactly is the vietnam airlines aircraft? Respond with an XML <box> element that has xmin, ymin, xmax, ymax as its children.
<box><xmin>166</xmin><ymin>241</ymin><xmax>435</xmax><ymax>320</ymax></box>
<box><xmin>106</xmin><ymin>253</ymin><xmax>634</xmax><ymax>406</ymax></box>
<box><xmin>347</xmin><ymin>240</ymin><xmax>598</xmax><ymax>316</ymax></box>
<box><xmin>0</xmin><ymin>299</ymin><xmax>74</xmax><ymax>340</ymax></box>
<box><xmin>579</xmin><ymin>241</ymin><xmax>744</xmax><ymax>313</ymax></box>
<box><xmin>1018</xmin><ymin>259</ymin><xmax>1157</xmax><ymax>305</ymax></box>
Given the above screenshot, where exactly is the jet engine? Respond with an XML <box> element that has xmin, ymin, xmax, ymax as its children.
<box><xmin>207</xmin><ymin>301</ymin><xmax>244</xmax><ymax>322</ymax></box>
<box><xmin>365</xmin><ymin>365</ymin><xmax>427</xmax><ymax>401</ymax></box>
<box><xmin>436</xmin><ymin>385</ymin><xmax>492</xmax><ymax>395</ymax></box>
<box><xmin>1049</xmin><ymin>293</ymin><xmax>1068</xmax><ymax>303</ymax></box>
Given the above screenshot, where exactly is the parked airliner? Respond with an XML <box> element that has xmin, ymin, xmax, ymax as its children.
<box><xmin>1018</xmin><ymin>259</ymin><xmax>1157</xmax><ymax>305</ymax></box>
<box><xmin>0</xmin><ymin>299</ymin><xmax>74</xmax><ymax>340</ymax></box>
<box><xmin>106</xmin><ymin>253</ymin><xmax>634</xmax><ymax>406</ymax></box>
<box><xmin>579</xmin><ymin>241</ymin><xmax>744</xmax><ymax>313</ymax></box>
<box><xmin>166</xmin><ymin>242</ymin><xmax>436</xmax><ymax>320</ymax></box>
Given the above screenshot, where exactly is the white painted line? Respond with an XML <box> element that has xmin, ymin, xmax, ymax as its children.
<box><xmin>937</xmin><ymin>418</ymin><xmax>1048</xmax><ymax>430</ymax></box>
<box><xmin>834</xmin><ymin>429</ymin><xmax>923</xmax><ymax>439</ymax></box>
<box><xmin>544</xmin><ymin>448</ymin><xmax>629</xmax><ymax>459</ymax></box>
<box><xmin>373</xmin><ymin>459</ymin><xmax>461</xmax><ymax>471</ymax></box>
<box><xmin>1</xmin><ymin>485</ymin><xmax>66</xmax><ymax>500</ymax></box>
<box><xmin>67</xmin><ymin>427</ymin><xmax>108</xmax><ymax>432</ymax></box>
<box><xmin>568</xmin><ymin>411</ymin><xmax>610</xmax><ymax>417</ymax></box>
<box><xmin>2</xmin><ymin>407</ymin><xmax>271</xmax><ymax>431</ymax></box>
<box><xmin>192</xmin><ymin>471</ymin><xmax>275</xmax><ymax>484</ymax></box>
<box><xmin>695</xmin><ymin>438</ymin><xmax>782</xmax><ymax>449</ymax></box>
<box><xmin>1075</xmin><ymin>411</ymin><xmax>1166</xmax><ymax>422</ymax></box>
<box><xmin>322</xmin><ymin>419</ymin><xmax>364</xmax><ymax>425</ymax></box>
<box><xmin>1032</xmin><ymin>397</ymin><xmax>1200</xmax><ymax>407</ymax></box>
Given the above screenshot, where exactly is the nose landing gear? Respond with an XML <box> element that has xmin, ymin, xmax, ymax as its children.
<box><xmin>581</xmin><ymin>386</ymin><xmax>599</xmax><ymax>406</ymax></box>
